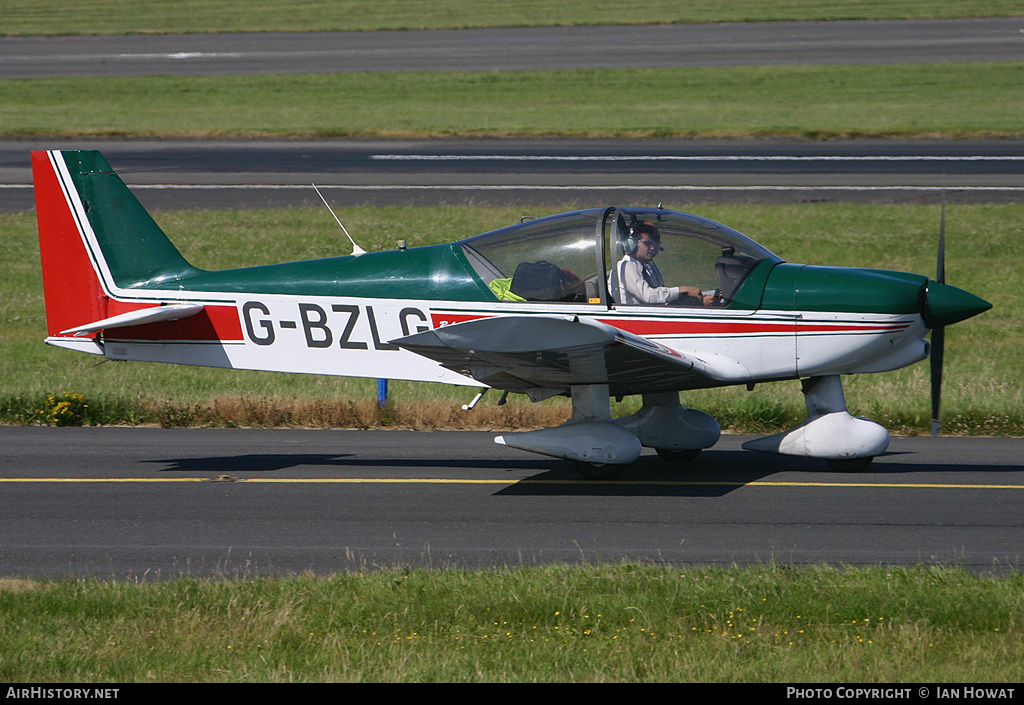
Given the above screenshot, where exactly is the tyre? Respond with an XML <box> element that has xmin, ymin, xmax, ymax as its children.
<box><xmin>825</xmin><ymin>457</ymin><xmax>873</xmax><ymax>472</ymax></box>
<box><xmin>655</xmin><ymin>448</ymin><xmax>701</xmax><ymax>463</ymax></box>
<box><xmin>572</xmin><ymin>461</ymin><xmax>624</xmax><ymax>481</ymax></box>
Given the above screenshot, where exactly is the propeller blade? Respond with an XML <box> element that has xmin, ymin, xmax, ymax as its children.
<box><xmin>937</xmin><ymin>196</ymin><xmax>946</xmax><ymax>285</ymax></box>
<box><xmin>931</xmin><ymin>196</ymin><xmax>946</xmax><ymax>436</ymax></box>
<box><xmin>930</xmin><ymin>325</ymin><xmax>944</xmax><ymax>436</ymax></box>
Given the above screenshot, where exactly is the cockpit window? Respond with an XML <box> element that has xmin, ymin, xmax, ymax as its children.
<box><xmin>608</xmin><ymin>208</ymin><xmax>780</xmax><ymax>307</ymax></box>
<box><xmin>460</xmin><ymin>209</ymin><xmax>603</xmax><ymax>303</ymax></box>
<box><xmin>459</xmin><ymin>207</ymin><xmax>781</xmax><ymax>307</ymax></box>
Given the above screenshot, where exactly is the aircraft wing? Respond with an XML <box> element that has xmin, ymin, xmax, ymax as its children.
<box><xmin>394</xmin><ymin>315</ymin><xmax>749</xmax><ymax>398</ymax></box>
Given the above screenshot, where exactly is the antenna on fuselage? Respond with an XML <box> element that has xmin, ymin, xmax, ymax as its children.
<box><xmin>312</xmin><ymin>184</ymin><xmax>366</xmax><ymax>256</ymax></box>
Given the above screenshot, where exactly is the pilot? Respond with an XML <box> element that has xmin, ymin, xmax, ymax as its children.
<box><xmin>610</xmin><ymin>221</ymin><xmax>714</xmax><ymax>306</ymax></box>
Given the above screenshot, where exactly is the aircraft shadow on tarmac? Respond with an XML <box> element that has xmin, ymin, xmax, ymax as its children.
<box><xmin>498</xmin><ymin>452</ymin><xmax>850</xmax><ymax>497</ymax></box>
<box><xmin>147</xmin><ymin>453</ymin><xmax>557</xmax><ymax>474</ymax></box>
<box><xmin>137</xmin><ymin>448</ymin><xmax>974</xmax><ymax>498</ymax></box>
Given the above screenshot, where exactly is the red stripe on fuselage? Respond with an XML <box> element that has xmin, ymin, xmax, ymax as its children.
<box><xmin>602</xmin><ymin>318</ymin><xmax>909</xmax><ymax>336</ymax></box>
<box><xmin>431</xmin><ymin>311</ymin><xmax>908</xmax><ymax>336</ymax></box>
<box><xmin>431</xmin><ymin>313</ymin><xmax>487</xmax><ymax>328</ymax></box>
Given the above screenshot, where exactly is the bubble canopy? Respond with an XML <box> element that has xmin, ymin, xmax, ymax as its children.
<box><xmin>459</xmin><ymin>207</ymin><xmax>781</xmax><ymax>307</ymax></box>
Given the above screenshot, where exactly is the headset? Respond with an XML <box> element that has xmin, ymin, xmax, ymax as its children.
<box><xmin>621</xmin><ymin>219</ymin><xmax>664</xmax><ymax>256</ymax></box>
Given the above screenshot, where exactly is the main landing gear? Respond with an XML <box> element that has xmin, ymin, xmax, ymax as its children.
<box><xmin>495</xmin><ymin>386</ymin><xmax>720</xmax><ymax>480</ymax></box>
<box><xmin>495</xmin><ymin>376</ymin><xmax>885</xmax><ymax>478</ymax></box>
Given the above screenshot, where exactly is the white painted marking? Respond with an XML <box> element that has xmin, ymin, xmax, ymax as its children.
<box><xmin>116</xmin><ymin>52</ymin><xmax>245</xmax><ymax>60</ymax></box>
<box><xmin>372</xmin><ymin>154</ymin><xmax>1024</xmax><ymax>162</ymax></box>
<box><xmin>114</xmin><ymin>185</ymin><xmax>1024</xmax><ymax>193</ymax></box>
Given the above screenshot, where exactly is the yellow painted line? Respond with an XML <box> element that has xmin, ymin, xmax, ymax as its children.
<box><xmin>1</xmin><ymin>477</ymin><xmax>1022</xmax><ymax>490</ymax></box>
<box><xmin>746</xmin><ymin>481</ymin><xmax>1024</xmax><ymax>490</ymax></box>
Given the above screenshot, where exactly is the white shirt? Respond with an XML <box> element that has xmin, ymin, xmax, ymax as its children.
<box><xmin>610</xmin><ymin>254</ymin><xmax>680</xmax><ymax>305</ymax></box>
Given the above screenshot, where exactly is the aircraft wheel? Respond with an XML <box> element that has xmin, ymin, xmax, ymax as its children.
<box><xmin>656</xmin><ymin>448</ymin><xmax>701</xmax><ymax>463</ymax></box>
<box><xmin>573</xmin><ymin>461</ymin><xmax>624</xmax><ymax>481</ymax></box>
<box><xmin>825</xmin><ymin>457</ymin><xmax>873</xmax><ymax>472</ymax></box>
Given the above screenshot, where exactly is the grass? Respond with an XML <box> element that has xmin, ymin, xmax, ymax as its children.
<box><xmin>2</xmin><ymin>202</ymin><xmax>1019</xmax><ymax>435</ymax></box>
<box><xmin>1</xmin><ymin>564</ymin><xmax>1022</xmax><ymax>682</ymax></box>
<box><xmin>3</xmin><ymin>63</ymin><xmax>1024</xmax><ymax>140</ymax></box>
<box><xmin>1</xmin><ymin>0</ymin><xmax>1020</xmax><ymax>35</ymax></box>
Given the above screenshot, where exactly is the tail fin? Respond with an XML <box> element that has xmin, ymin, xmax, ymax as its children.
<box><xmin>32</xmin><ymin>150</ymin><xmax>199</xmax><ymax>339</ymax></box>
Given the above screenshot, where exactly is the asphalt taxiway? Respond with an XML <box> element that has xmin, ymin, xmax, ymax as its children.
<box><xmin>2</xmin><ymin>427</ymin><xmax>1021</xmax><ymax>578</ymax></box>
<box><xmin>2</xmin><ymin>17</ymin><xmax>1021</xmax><ymax>78</ymax></box>
<box><xmin>3</xmin><ymin>138</ymin><xmax>1023</xmax><ymax>210</ymax></box>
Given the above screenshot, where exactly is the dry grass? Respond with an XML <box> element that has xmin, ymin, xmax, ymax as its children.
<box><xmin>149</xmin><ymin>395</ymin><xmax>574</xmax><ymax>431</ymax></box>
<box><xmin>0</xmin><ymin>579</ymin><xmax>44</xmax><ymax>593</ymax></box>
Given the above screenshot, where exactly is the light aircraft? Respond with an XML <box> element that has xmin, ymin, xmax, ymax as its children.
<box><xmin>32</xmin><ymin>149</ymin><xmax>991</xmax><ymax>478</ymax></box>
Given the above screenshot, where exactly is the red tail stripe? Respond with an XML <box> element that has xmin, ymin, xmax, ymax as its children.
<box><xmin>32</xmin><ymin>151</ymin><xmax>107</xmax><ymax>337</ymax></box>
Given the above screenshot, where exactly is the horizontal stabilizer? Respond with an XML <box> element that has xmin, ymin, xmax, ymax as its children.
<box><xmin>59</xmin><ymin>303</ymin><xmax>205</xmax><ymax>337</ymax></box>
